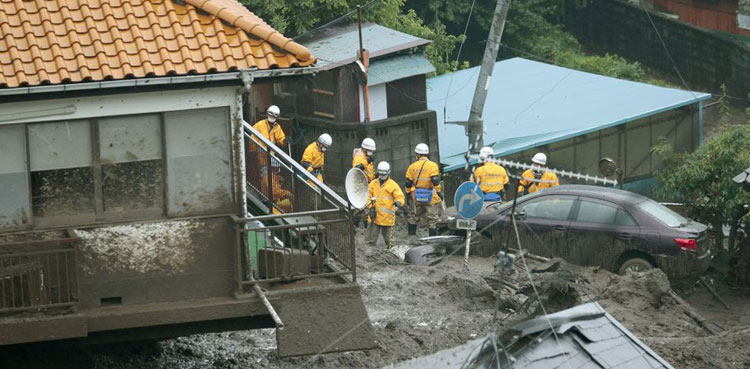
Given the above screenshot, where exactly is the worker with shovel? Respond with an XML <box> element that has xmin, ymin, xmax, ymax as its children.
<box><xmin>367</xmin><ymin>161</ymin><xmax>404</xmax><ymax>249</ymax></box>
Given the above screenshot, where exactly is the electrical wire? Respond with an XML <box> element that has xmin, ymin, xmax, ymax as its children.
<box><xmin>293</xmin><ymin>0</ymin><xmax>382</xmax><ymax>41</ymax></box>
<box><xmin>442</xmin><ymin>0</ymin><xmax>478</xmax><ymax>123</ymax></box>
<box><xmin>637</xmin><ymin>0</ymin><xmax>699</xmax><ymax>100</ymax></box>
<box><xmin>510</xmin><ymin>213</ymin><xmax>576</xmax><ymax>369</ymax></box>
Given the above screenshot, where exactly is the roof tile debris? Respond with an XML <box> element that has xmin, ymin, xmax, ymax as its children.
<box><xmin>0</xmin><ymin>0</ymin><xmax>315</xmax><ymax>88</ymax></box>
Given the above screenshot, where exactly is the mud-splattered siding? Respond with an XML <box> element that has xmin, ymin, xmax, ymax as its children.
<box><xmin>75</xmin><ymin>220</ymin><xmax>211</xmax><ymax>275</ymax></box>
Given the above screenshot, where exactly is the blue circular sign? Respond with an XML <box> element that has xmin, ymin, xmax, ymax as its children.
<box><xmin>454</xmin><ymin>181</ymin><xmax>484</xmax><ymax>219</ymax></box>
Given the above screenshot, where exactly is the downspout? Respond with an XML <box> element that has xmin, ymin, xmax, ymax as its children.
<box><xmin>236</xmin><ymin>70</ymin><xmax>253</xmax><ymax>217</ymax></box>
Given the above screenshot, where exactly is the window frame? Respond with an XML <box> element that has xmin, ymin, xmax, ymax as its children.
<box><xmin>516</xmin><ymin>195</ymin><xmax>578</xmax><ymax>222</ymax></box>
<box><xmin>571</xmin><ymin>197</ymin><xmax>639</xmax><ymax>227</ymax></box>
<box><xmin>0</xmin><ymin>107</ymin><xmax>235</xmax><ymax>231</ymax></box>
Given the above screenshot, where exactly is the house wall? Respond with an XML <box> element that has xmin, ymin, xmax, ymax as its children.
<box><xmin>359</xmin><ymin>83</ymin><xmax>388</xmax><ymax>121</ymax></box>
<box><xmin>0</xmin><ymin>86</ymin><xmax>244</xmax><ymax>311</ymax></box>
<box><xmin>443</xmin><ymin>104</ymin><xmax>700</xmax><ymax>203</ymax></box>
<box><xmin>294</xmin><ymin>110</ymin><xmax>440</xmax><ymax>192</ymax></box>
<box><xmin>652</xmin><ymin>0</ymin><xmax>750</xmax><ymax>35</ymax></box>
<box><xmin>387</xmin><ymin>75</ymin><xmax>428</xmax><ymax>117</ymax></box>
<box><xmin>565</xmin><ymin>0</ymin><xmax>750</xmax><ymax>96</ymax></box>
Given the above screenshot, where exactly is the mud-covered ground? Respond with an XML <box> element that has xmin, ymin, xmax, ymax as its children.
<box><xmin>3</xmin><ymin>224</ymin><xmax>750</xmax><ymax>369</ymax></box>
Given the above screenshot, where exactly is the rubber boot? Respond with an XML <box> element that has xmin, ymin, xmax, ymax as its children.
<box><xmin>407</xmin><ymin>224</ymin><xmax>417</xmax><ymax>236</ymax></box>
<box><xmin>428</xmin><ymin>228</ymin><xmax>437</xmax><ymax>237</ymax></box>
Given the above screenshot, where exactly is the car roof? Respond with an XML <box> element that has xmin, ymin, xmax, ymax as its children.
<box><xmin>536</xmin><ymin>185</ymin><xmax>649</xmax><ymax>206</ymax></box>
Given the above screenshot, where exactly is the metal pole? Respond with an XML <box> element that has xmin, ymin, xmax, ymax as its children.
<box><xmin>463</xmin><ymin>229</ymin><xmax>472</xmax><ymax>271</ymax></box>
<box><xmin>253</xmin><ymin>284</ymin><xmax>284</xmax><ymax>328</ymax></box>
<box><xmin>467</xmin><ymin>0</ymin><xmax>511</xmax><ymax>153</ymax></box>
<box><xmin>357</xmin><ymin>5</ymin><xmax>371</xmax><ymax>122</ymax></box>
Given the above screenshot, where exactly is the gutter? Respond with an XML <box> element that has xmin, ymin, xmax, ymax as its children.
<box><xmin>0</xmin><ymin>67</ymin><xmax>319</xmax><ymax>97</ymax></box>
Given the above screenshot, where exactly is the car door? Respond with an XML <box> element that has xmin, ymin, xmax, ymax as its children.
<box><xmin>567</xmin><ymin>197</ymin><xmax>639</xmax><ymax>269</ymax></box>
<box><xmin>512</xmin><ymin>195</ymin><xmax>577</xmax><ymax>258</ymax></box>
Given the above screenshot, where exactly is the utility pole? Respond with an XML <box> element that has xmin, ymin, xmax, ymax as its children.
<box><xmin>357</xmin><ymin>5</ymin><xmax>371</xmax><ymax>122</ymax></box>
<box><xmin>466</xmin><ymin>0</ymin><xmax>511</xmax><ymax>152</ymax></box>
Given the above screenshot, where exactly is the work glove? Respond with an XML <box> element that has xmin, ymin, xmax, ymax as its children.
<box><xmin>394</xmin><ymin>201</ymin><xmax>402</xmax><ymax>215</ymax></box>
<box><xmin>367</xmin><ymin>156</ymin><xmax>374</xmax><ymax>164</ymax></box>
<box><xmin>369</xmin><ymin>207</ymin><xmax>377</xmax><ymax>221</ymax></box>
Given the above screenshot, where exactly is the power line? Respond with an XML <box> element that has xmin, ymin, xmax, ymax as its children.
<box><xmin>293</xmin><ymin>0</ymin><xmax>382</xmax><ymax>41</ymax></box>
<box><xmin>442</xmin><ymin>0</ymin><xmax>478</xmax><ymax>123</ymax></box>
<box><xmin>637</xmin><ymin>0</ymin><xmax>699</xmax><ymax>100</ymax></box>
<box><xmin>286</xmin><ymin>2</ymin><xmax>334</xmax><ymax>23</ymax></box>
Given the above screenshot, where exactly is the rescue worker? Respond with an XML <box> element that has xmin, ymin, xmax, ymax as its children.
<box><xmin>352</xmin><ymin>138</ymin><xmax>377</xmax><ymax>182</ymax></box>
<box><xmin>405</xmin><ymin>143</ymin><xmax>442</xmax><ymax>237</ymax></box>
<box><xmin>518</xmin><ymin>152</ymin><xmax>559</xmax><ymax>195</ymax></box>
<box><xmin>301</xmin><ymin>133</ymin><xmax>332</xmax><ymax>184</ymax></box>
<box><xmin>252</xmin><ymin>105</ymin><xmax>285</xmax><ymax>150</ymax></box>
<box><xmin>471</xmin><ymin>146</ymin><xmax>509</xmax><ymax>202</ymax></box>
<box><xmin>367</xmin><ymin>161</ymin><xmax>405</xmax><ymax>249</ymax></box>
<box><xmin>352</xmin><ymin>138</ymin><xmax>377</xmax><ymax>228</ymax></box>
<box><xmin>260</xmin><ymin>158</ymin><xmax>292</xmax><ymax>214</ymax></box>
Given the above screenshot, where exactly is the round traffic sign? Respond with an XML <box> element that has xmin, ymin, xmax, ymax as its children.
<box><xmin>454</xmin><ymin>181</ymin><xmax>484</xmax><ymax>219</ymax></box>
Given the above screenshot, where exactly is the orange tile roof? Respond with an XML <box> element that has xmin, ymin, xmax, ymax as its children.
<box><xmin>0</xmin><ymin>0</ymin><xmax>315</xmax><ymax>88</ymax></box>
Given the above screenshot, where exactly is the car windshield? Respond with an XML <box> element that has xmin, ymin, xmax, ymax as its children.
<box><xmin>636</xmin><ymin>199</ymin><xmax>688</xmax><ymax>227</ymax></box>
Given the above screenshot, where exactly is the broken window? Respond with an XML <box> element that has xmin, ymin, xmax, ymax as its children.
<box><xmin>99</xmin><ymin>115</ymin><xmax>164</xmax><ymax>215</ymax></box>
<box><xmin>165</xmin><ymin>108</ymin><xmax>233</xmax><ymax>216</ymax></box>
<box><xmin>28</xmin><ymin>121</ymin><xmax>95</xmax><ymax>222</ymax></box>
<box><xmin>0</xmin><ymin>125</ymin><xmax>30</xmax><ymax>230</ymax></box>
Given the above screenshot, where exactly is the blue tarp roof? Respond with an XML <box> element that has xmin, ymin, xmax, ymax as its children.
<box><xmin>426</xmin><ymin>58</ymin><xmax>712</xmax><ymax>172</ymax></box>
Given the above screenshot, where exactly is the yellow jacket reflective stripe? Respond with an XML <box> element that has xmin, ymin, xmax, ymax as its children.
<box><xmin>518</xmin><ymin>169</ymin><xmax>559</xmax><ymax>194</ymax></box>
<box><xmin>405</xmin><ymin>157</ymin><xmax>441</xmax><ymax>205</ymax></box>
<box><xmin>368</xmin><ymin>178</ymin><xmax>405</xmax><ymax>226</ymax></box>
<box><xmin>302</xmin><ymin>141</ymin><xmax>325</xmax><ymax>183</ymax></box>
<box><xmin>352</xmin><ymin>149</ymin><xmax>375</xmax><ymax>182</ymax></box>
<box><xmin>252</xmin><ymin>119</ymin><xmax>286</xmax><ymax>149</ymax></box>
<box><xmin>472</xmin><ymin>162</ymin><xmax>509</xmax><ymax>193</ymax></box>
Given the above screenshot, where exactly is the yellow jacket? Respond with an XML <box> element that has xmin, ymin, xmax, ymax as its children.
<box><xmin>252</xmin><ymin>119</ymin><xmax>286</xmax><ymax>149</ymax></box>
<box><xmin>518</xmin><ymin>169</ymin><xmax>559</xmax><ymax>194</ymax></box>
<box><xmin>368</xmin><ymin>178</ymin><xmax>405</xmax><ymax>226</ymax></box>
<box><xmin>352</xmin><ymin>149</ymin><xmax>376</xmax><ymax>182</ymax></box>
<box><xmin>472</xmin><ymin>162</ymin><xmax>509</xmax><ymax>193</ymax></box>
<box><xmin>405</xmin><ymin>157</ymin><xmax>441</xmax><ymax>205</ymax></box>
<box><xmin>301</xmin><ymin>142</ymin><xmax>325</xmax><ymax>182</ymax></box>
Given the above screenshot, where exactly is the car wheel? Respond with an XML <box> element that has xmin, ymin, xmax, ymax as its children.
<box><xmin>618</xmin><ymin>257</ymin><xmax>653</xmax><ymax>275</ymax></box>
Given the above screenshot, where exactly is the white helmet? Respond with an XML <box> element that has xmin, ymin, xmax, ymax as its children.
<box><xmin>361</xmin><ymin>138</ymin><xmax>376</xmax><ymax>152</ymax></box>
<box><xmin>479</xmin><ymin>146</ymin><xmax>494</xmax><ymax>162</ymax></box>
<box><xmin>318</xmin><ymin>133</ymin><xmax>332</xmax><ymax>151</ymax></box>
<box><xmin>266</xmin><ymin>105</ymin><xmax>280</xmax><ymax>122</ymax></box>
<box><xmin>377</xmin><ymin>161</ymin><xmax>391</xmax><ymax>178</ymax></box>
<box><xmin>415</xmin><ymin>143</ymin><xmax>429</xmax><ymax>155</ymax></box>
<box><xmin>532</xmin><ymin>152</ymin><xmax>547</xmax><ymax>166</ymax></box>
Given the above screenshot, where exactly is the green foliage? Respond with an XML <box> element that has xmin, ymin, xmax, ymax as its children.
<box><xmin>718</xmin><ymin>83</ymin><xmax>731</xmax><ymax>120</ymax></box>
<box><xmin>241</xmin><ymin>0</ymin><xmax>465</xmax><ymax>75</ymax></box>
<box><xmin>407</xmin><ymin>0</ymin><xmax>646</xmax><ymax>80</ymax></box>
<box><xmin>652</xmin><ymin>125</ymin><xmax>750</xmax><ymax>282</ymax></box>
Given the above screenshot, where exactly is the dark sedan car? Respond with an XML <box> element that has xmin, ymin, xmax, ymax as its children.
<box><xmin>440</xmin><ymin>185</ymin><xmax>712</xmax><ymax>279</ymax></box>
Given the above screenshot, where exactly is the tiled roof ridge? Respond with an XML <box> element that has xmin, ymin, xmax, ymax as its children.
<box><xmin>182</xmin><ymin>0</ymin><xmax>313</xmax><ymax>62</ymax></box>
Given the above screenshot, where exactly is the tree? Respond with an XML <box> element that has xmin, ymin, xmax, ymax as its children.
<box><xmin>652</xmin><ymin>124</ymin><xmax>750</xmax><ymax>283</ymax></box>
<box><xmin>241</xmin><ymin>0</ymin><xmax>465</xmax><ymax>74</ymax></box>
<box><xmin>406</xmin><ymin>0</ymin><xmax>645</xmax><ymax>80</ymax></box>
